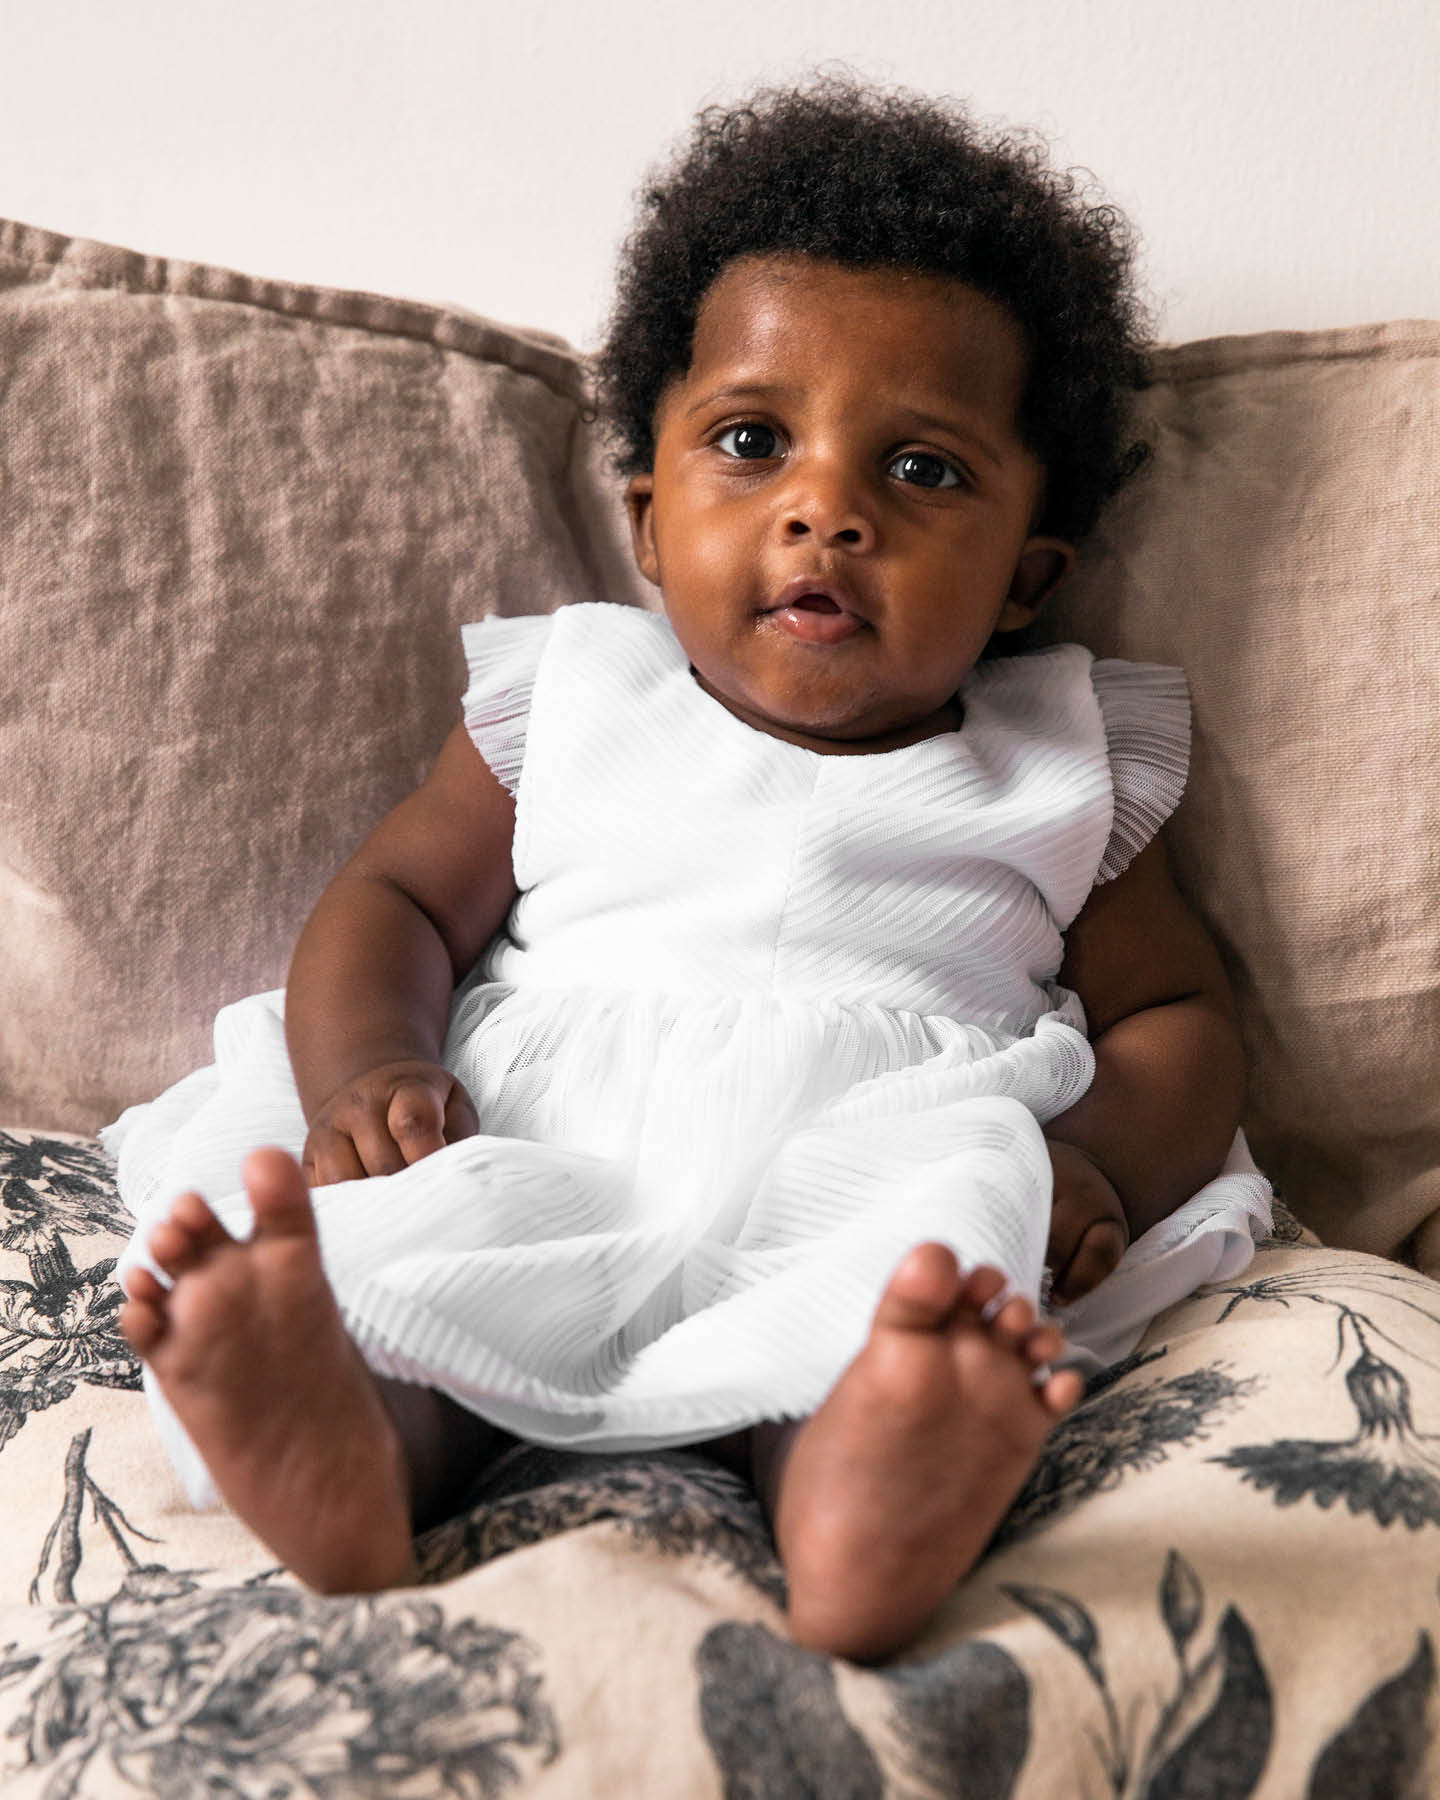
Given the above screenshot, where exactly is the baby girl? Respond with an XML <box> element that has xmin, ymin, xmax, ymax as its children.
<box><xmin>110</xmin><ymin>78</ymin><xmax>1271</xmax><ymax>1663</ymax></box>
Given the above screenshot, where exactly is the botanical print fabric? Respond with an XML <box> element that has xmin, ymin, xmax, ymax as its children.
<box><xmin>1</xmin><ymin>1129</ymin><xmax>1438</xmax><ymax>1797</ymax></box>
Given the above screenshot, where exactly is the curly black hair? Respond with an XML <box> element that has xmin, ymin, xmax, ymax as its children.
<box><xmin>595</xmin><ymin>77</ymin><xmax>1150</xmax><ymax>543</ymax></box>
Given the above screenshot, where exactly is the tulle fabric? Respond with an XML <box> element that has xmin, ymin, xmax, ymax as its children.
<box><xmin>110</xmin><ymin>982</ymin><xmax>1093</xmax><ymax>1448</ymax></box>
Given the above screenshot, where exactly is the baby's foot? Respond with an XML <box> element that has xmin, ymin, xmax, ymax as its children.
<box><xmin>773</xmin><ymin>1244</ymin><xmax>1081</xmax><ymax>1662</ymax></box>
<box><xmin>119</xmin><ymin>1148</ymin><xmax>415</xmax><ymax>1593</ymax></box>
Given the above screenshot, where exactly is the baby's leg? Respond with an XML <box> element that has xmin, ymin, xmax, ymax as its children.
<box><xmin>120</xmin><ymin>1148</ymin><xmax>498</xmax><ymax>1592</ymax></box>
<box><xmin>761</xmin><ymin>1244</ymin><xmax>1081</xmax><ymax>1663</ymax></box>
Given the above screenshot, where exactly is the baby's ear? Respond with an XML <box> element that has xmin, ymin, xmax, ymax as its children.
<box><xmin>625</xmin><ymin>474</ymin><xmax>662</xmax><ymax>587</ymax></box>
<box><xmin>995</xmin><ymin>536</ymin><xmax>1076</xmax><ymax>632</ymax></box>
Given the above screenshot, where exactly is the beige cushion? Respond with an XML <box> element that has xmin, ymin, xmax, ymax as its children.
<box><xmin>6</xmin><ymin>214</ymin><xmax>1439</xmax><ymax>1264</ymax></box>
<box><xmin>1045</xmin><ymin>322</ymin><xmax>1440</xmax><ymax>1263</ymax></box>
<box><xmin>0</xmin><ymin>219</ymin><xmax>648</xmax><ymax>1134</ymax></box>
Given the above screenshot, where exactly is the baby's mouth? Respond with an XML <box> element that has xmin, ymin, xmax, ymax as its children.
<box><xmin>764</xmin><ymin>581</ymin><xmax>868</xmax><ymax>645</ymax></box>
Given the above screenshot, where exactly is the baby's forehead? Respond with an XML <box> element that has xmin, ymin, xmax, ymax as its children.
<box><xmin>683</xmin><ymin>255</ymin><xmax>1032</xmax><ymax>421</ymax></box>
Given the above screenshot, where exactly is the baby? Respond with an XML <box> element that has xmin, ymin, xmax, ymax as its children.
<box><xmin>110</xmin><ymin>78</ymin><xmax>1271</xmax><ymax>1664</ymax></box>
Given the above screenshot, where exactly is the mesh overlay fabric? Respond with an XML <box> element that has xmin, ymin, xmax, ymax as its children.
<box><xmin>107</xmin><ymin>604</ymin><xmax>1270</xmax><ymax>1499</ymax></box>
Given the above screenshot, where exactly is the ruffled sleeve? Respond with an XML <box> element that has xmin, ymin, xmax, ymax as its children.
<box><xmin>459</xmin><ymin>613</ymin><xmax>556</xmax><ymax>794</ymax></box>
<box><xmin>1091</xmin><ymin>659</ymin><xmax>1191</xmax><ymax>884</ymax></box>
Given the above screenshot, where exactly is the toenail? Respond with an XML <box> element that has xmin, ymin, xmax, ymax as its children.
<box><xmin>980</xmin><ymin>1288</ymin><xmax>1015</xmax><ymax>1324</ymax></box>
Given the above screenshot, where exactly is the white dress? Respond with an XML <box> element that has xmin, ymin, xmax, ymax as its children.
<box><xmin>108</xmin><ymin>602</ymin><xmax>1271</xmax><ymax>1498</ymax></box>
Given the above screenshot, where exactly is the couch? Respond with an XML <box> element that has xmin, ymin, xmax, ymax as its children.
<box><xmin>2</xmin><ymin>214</ymin><xmax>1438</xmax><ymax>1797</ymax></box>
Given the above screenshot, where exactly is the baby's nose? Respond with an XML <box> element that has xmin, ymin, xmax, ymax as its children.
<box><xmin>780</xmin><ymin>462</ymin><xmax>875</xmax><ymax>549</ymax></box>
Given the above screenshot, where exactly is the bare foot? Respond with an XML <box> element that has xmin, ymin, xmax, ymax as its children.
<box><xmin>119</xmin><ymin>1148</ymin><xmax>416</xmax><ymax>1593</ymax></box>
<box><xmin>770</xmin><ymin>1244</ymin><xmax>1082</xmax><ymax>1662</ymax></box>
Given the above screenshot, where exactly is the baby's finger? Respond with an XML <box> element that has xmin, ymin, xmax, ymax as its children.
<box><xmin>304</xmin><ymin>1126</ymin><xmax>369</xmax><ymax>1188</ymax></box>
<box><xmin>443</xmin><ymin>1081</ymin><xmax>480</xmax><ymax>1145</ymax></box>
<box><xmin>1045</xmin><ymin>1188</ymin><xmax>1115</xmax><ymax>1290</ymax></box>
<box><xmin>349</xmin><ymin>1111</ymin><xmax>411</xmax><ymax>1178</ymax></box>
<box><xmin>388</xmin><ymin>1080</ymin><xmax>448</xmax><ymax>1166</ymax></box>
<box><xmin>1052</xmin><ymin>1218</ymin><xmax>1128</xmax><ymax>1304</ymax></box>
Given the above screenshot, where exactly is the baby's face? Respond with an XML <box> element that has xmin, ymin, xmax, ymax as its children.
<box><xmin>626</xmin><ymin>255</ymin><xmax>1074</xmax><ymax>754</ymax></box>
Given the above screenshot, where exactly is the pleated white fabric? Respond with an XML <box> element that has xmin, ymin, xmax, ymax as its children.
<box><xmin>109</xmin><ymin>603</ymin><xmax>1271</xmax><ymax>1500</ymax></box>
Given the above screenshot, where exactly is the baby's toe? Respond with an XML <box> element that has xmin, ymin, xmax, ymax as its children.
<box><xmin>873</xmin><ymin>1243</ymin><xmax>965</xmax><ymax>1332</ymax></box>
<box><xmin>145</xmin><ymin>1192</ymin><xmax>231</xmax><ymax>1279</ymax></box>
<box><xmin>146</xmin><ymin>1219</ymin><xmax>207</xmax><ymax>1280</ymax></box>
<box><xmin>124</xmin><ymin>1265</ymin><xmax>168</xmax><ymax>1307</ymax></box>
<box><xmin>1036</xmin><ymin>1365</ymin><xmax>1085</xmax><ymax>1416</ymax></box>
<box><xmin>1023</xmin><ymin>1323</ymin><xmax>1066</xmax><ymax>1366</ymax></box>
<box><xmin>169</xmin><ymin>1189</ymin><xmax>230</xmax><ymax>1245</ymax></box>
<box><xmin>985</xmin><ymin>1292</ymin><xmax>1037</xmax><ymax>1351</ymax></box>
<box><xmin>955</xmin><ymin>1264</ymin><xmax>1009</xmax><ymax>1319</ymax></box>
<box><xmin>118</xmin><ymin>1293</ymin><xmax>166</xmax><ymax>1355</ymax></box>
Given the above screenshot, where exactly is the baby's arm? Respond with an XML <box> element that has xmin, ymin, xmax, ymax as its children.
<box><xmin>1043</xmin><ymin>836</ymin><xmax>1246</xmax><ymax>1301</ymax></box>
<box><xmin>285</xmin><ymin>724</ymin><xmax>519</xmax><ymax>1184</ymax></box>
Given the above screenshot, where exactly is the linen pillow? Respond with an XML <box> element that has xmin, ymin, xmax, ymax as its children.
<box><xmin>0</xmin><ymin>219</ymin><xmax>649</xmax><ymax>1133</ymax></box>
<box><xmin>1043</xmin><ymin>322</ymin><xmax>1440</xmax><ymax>1264</ymax></box>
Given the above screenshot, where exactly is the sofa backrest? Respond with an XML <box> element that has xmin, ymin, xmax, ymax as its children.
<box><xmin>3</xmin><ymin>219</ymin><xmax>1438</xmax><ymax>1266</ymax></box>
<box><xmin>1044</xmin><ymin>322</ymin><xmax>1440</xmax><ymax>1265</ymax></box>
<box><xmin>0</xmin><ymin>219</ymin><xmax>649</xmax><ymax>1135</ymax></box>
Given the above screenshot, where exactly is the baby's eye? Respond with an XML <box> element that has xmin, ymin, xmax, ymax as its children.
<box><xmin>715</xmin><ymin>423</ymin><xmax>782</xmax><ymax>460</ymax></box>
<box><xmin>889</xmin><ymin>450</ymin><xmax>963</xmax><ymax>490</ymax></box>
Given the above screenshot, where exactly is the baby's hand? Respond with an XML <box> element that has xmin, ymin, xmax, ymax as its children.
<box><xmin>1044</xmin><ymin>1138</ymin><xmax>1129</xmax><ymax>1304</ymax></box>
<box><xmin>302</xmin><ymin>1060</ymin><xmax>479</xmax><ymax>1185</ymax></box>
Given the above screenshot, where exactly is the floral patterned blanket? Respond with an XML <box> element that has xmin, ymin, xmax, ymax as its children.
<box><xmin>2</xmin><ymin>1129</ymin><xmax>1439</xmax><ymax>1798</ymax></box>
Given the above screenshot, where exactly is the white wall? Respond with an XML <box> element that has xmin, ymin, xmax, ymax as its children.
<box><xmin>6</xmin><ymin>0</ymin><xmax>1438</xmax><ymax>350</ymax></box>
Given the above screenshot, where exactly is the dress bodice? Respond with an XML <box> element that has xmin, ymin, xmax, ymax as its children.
<box><xmin>463</xmin><ymin>604</ymin><xmax>1182</xmax><ymax>1032</ymax></box>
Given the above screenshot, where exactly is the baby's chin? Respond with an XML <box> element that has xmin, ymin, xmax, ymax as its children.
<box><xmin>697</xmin><ymin>672</ymin><xmax>963</xmax><ymax>755</ymax></box>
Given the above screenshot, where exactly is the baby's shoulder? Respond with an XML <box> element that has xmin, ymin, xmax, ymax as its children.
<box><xmin>967</xmin><ymin>644</ymin><xmax>1188</xmax><ymax>744</ymax></box>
